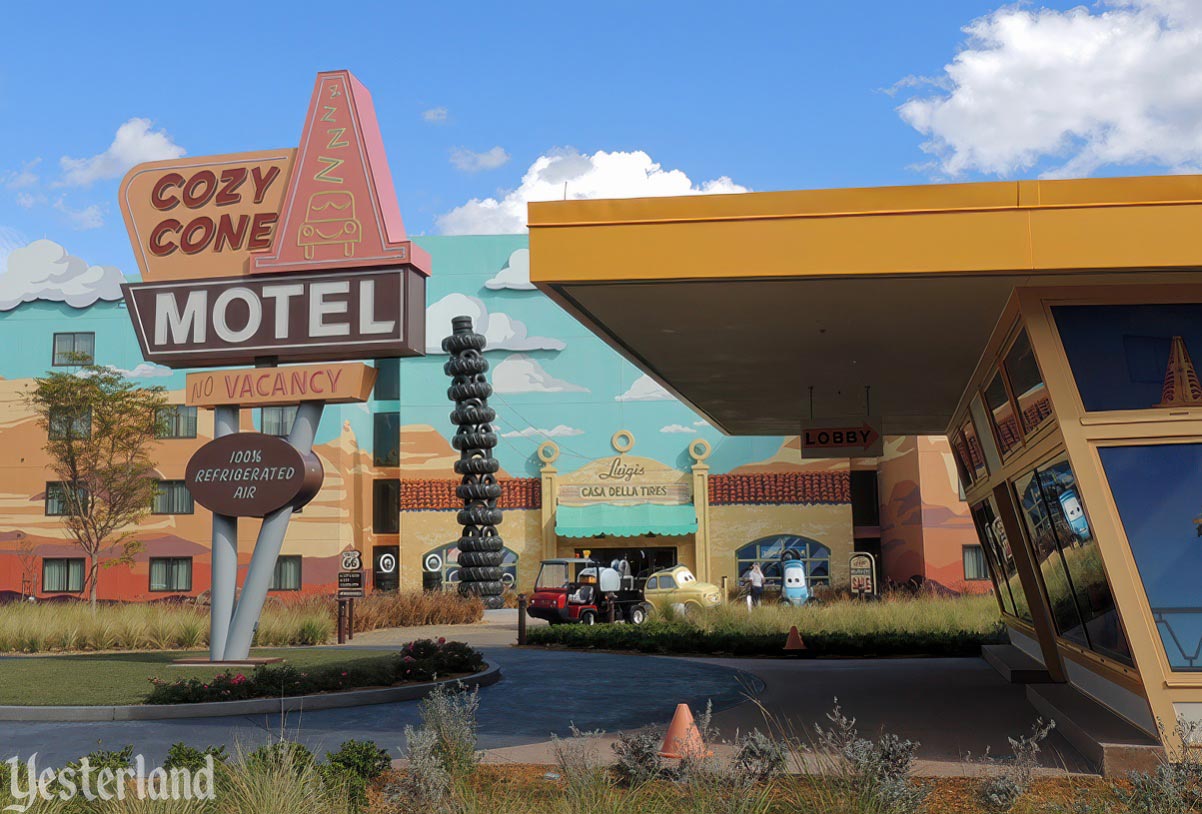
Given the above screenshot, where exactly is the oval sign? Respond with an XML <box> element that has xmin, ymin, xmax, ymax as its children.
<box><xmin>185</xmin><ymin>432</ymin><xmax>324</xmax><ymax>518</ymax></box>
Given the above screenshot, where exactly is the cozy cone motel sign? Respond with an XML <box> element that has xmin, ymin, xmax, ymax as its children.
<box><xmin>118</xmin><ymin>71</ymin><xmax>428</xmax><ymax>662</ymax></box>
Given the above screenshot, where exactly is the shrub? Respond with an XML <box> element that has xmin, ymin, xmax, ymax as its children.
<box><xmin>1116</xmin><ymin>718</ymin><xmax>1202</xmax><ymax>814</ymax></box>
<box><xmin>247</xmin><ymin>741</ymin><xmax>316</xmax><ymax>775</ymax></box>
<box><xmin>612</xmin><ymin>730</ymin><xmax>665</xmax><ymax>785</ymax></box>
<box><xmin>349</xmin><ymin>591</ymin><xmax>484</xmax><ymax>632</ymax></box>
<box><xmin>417</xmin><ymin>683</ymin><xmax>481</xmax><ymax>779</ymax></box>
<box><xmin>733</xmin><ymin>729</ymin><xmax>788</xmax><ymax>783</ymax></box>
<box><xmin>527</xmin><ymin>593</ymin><xmax>1005</xmax><ymax>658</ymax></box>
<box><xmin>146</xmin><ymin>640</ymin><xmax>485</xmax><ymax>704</ymax></box>
<box><xmin>391</xmin><ymin>726</ymin><xmax>451</xmax><ymax>808</ymax></box>
<box><xmin>972</xmin><ymin>719</ymin><xmax>1056</xmax><ymax>812</ymax></box>
<box><xmin>814</xmin><ymin>699</ymin><xmax>928</xmax><ymax>814</ymax></box>
<box><xmin>163</xmin><ymin>742</ymin><xmax>228</xmax><ymax>773</ymax></box>
<box><xmin>319</xmin><ymin>740</ymin><xmax>392</xmax><ymax>812</ymax></box>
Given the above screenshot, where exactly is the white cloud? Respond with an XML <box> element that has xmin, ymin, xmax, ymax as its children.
<box><xmin>3</xmin><ymin>158</ymin><xmax>40</xmax><ymax>190</ymax></box>
<box><xmin>502</xmin><ymin>424</ymin><xmax>584</xmax><ymax>439</ymax></box>
<box><xmin>693</xmin><ymin>419</ymin><xmax>710</xmax><ymax>427</ymax></box>
<box><xmin>451</xmin><ymin>146</ymin><xmax>511</xmax><ymax>172</ymax></box>
<box><xmin>426</xmin><ymin>293</ymin><xmax>566</xmax><ymax>353</ymax></box>
<box><xmin>422</xmin><ymin>107</ymin><xmax>448</xmax><ymax>124</ymax></box>
<box><xmin>15</xmin><ymin>193</ymin><xmax>42</xmax><ymax>209</ymax></box>
<box><xmin>53</xmin><ymin>198</ymin><xmax>104</xmax><ymax>230</ymax></box>
<box><xmin>0</xmin><ymin>239</ymin><xmax>126</xmax><ymax>311</ymax></box>
<box><xmin>59</xmin><ymin>118</ymin><xmax>185</xmax><ymax>187</ymax></box>
<box><xmin>484</xmin><ymin>248</ymin><xmax>534</xmax><ymax>291</ymax></box>
<box><xmin>493</xmin><ymin>354</ymin><xmax>589</xmax><ymax>394</ymax></box>
<box><xmin>615</xmin><ymin>374</ymin><xmax>674</xmax><ymax>402</ymax></box>
<box><xmin>896</xmin><ymin>1</ymin><xmax>1202</xmax><ymax>178</ymax></box>
<box><xmin>437</xmin><ymin>148</ymin><xmax>749</xmax><ymax>235</ymax></box>
<box><xmin>107</xmin><ymin>363</ymin><xmax>173</xmax><ymax>378</ymax></box>
<box><xmin>660</xmin><ymin>423</ymin><xmax>697</xmax><ymax>434</ymax></box>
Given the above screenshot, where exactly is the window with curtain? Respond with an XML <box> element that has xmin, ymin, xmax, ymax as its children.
<box><xmin>373</xmin><ymin>479</ymin><xmax>400</xmax><ymax>533</ymax></box>
<box><xmin>374</xmin><ymin>359</ymin><xmax>400</xmax><ymax>400</ymax></box>
<box><xmin>52</xmin><ymin>332</ymin><xmax>94</xmax><ymax>365</ymax></box>
<box><xmin>152</xmin><ymin>481</ymin><xmax>194</xmax><ymax>515</ymax></box>
<box><xmin>735</xmin><ymin>535</ymin><xmax>831</xmax><ymax>588</ymax></box>
<box><xmin>156</xmin><ymin>405</ymin><xmax>197</xmax><ymax>439</ymax></box>
<box><xmin>42</xmin><ymin>558</ymin><xmax>84</xmax><ymax>593</ymax></box>
<box><xmin>45</xmin><ymin>482</ymin><xmax>86</xmax><ymax>517</ymax></box>
<box><xmin>261</xmin><ymin>405</ymin><xmax>298</xmax><ymax>437</ymax></box>
<box><xmin>49</xmin><ymin>407</ymin><xmax>91</xmax><ymax>440</ymax></box>
<box><xmin>270</xmin><ymin>556</ymin><xmax>302</xmax><ymax>591</ymax></box>
<box><xmin>374</xmin><ymin>411</ymin><xmax>400</xmax><ymax>467</ymax></box>
<box><xmin>963</xmin><ymin>545</ymin><xmax>989</xmax><ymax>581</ymax></box>
<box><xmin>149</xmin><ymin>557</ymin><xmax>192</xmax><ymax>592</ymax></box>
<box><xmin>1013</xmin><ymin>455</ymin><xmax>1132</xmax><ymax>665</ymax></box>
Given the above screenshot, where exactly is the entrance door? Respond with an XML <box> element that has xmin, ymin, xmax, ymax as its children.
<box><xmin>574</xmin><ymin>546</ymin><xmax>677</xmax><ymax>577</ymax></box>
<box><xmin>372</xmin><ymin>545</ymin><xmax>399</xmax><ymax>592</ymax></box>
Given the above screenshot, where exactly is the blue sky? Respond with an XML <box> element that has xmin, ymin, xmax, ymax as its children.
<box><xmin>0</xmin><ymin>0</ymin><xmax>1196</xmax><ymax>273</ymax></box>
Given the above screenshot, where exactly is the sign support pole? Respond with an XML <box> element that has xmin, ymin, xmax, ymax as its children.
<box><xmin>222</xmin><ymin>401</ymin><xmax>325</xmax><ymax>661</ymax></box>
<box><xmin>209</xmin><ymin>405</ymin><xmax>239</xmax><ymax>661</ymax></box>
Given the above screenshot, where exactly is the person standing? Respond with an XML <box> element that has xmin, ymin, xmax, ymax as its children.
<box><xmin>747</xmin><ymin>562</ymin><xmax>765</xmax><ymax>607</ymax></box>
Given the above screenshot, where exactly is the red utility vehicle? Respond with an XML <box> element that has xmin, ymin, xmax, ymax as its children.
<box><xmin>527</xmin><ymin>558</ymin><xmax>651</xmax><ymax>626</ymax></box>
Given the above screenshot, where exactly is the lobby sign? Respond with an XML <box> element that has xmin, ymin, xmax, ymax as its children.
<box><xmin>124</xmin><ymin>266</ymin><xmax>425</xmax><ymax>367</ymax></box>
<box><xmin>800</xmin><ymin>418</ymin><xmax>883</xmax><ymax>459</ymax></box>
<box><xmin>184</xmin><ymin>433</ymin><xmax>323</xmax><ymax>517</ymax></box>
<box><xmin>558</xmin><ymin>455</ymin><xmax>692</xmax><ymax>506</ymax></box>
<box><xmin>186</xmin><ymin>362</ymin><xmax>378</xmax><ymax>408</ymax></box>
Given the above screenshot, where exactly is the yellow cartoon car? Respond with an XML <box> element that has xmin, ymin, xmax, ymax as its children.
<box><xmin>298</xmin><ymin>191</ymin><xmax>361</xmax><ymax>259</ymax></box>
<box><xmin>642</xmin><ymin>565</ymin><xmax>722</xmax><ymax>614</ymax></box>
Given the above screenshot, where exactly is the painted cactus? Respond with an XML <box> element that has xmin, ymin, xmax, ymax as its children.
<box><xmin>443</xmin><ymin>315</ymin><xmax>506</xmax><ymax>609</ymax></box>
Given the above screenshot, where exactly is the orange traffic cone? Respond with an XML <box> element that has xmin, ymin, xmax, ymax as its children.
<box><xmin>784</xmin><ymin>625</ymin><xmax>806</xmax><ymax>652</ymax></box>
<box><xmin>659</xmin><ymin>703</ymin><xmax>712</xmax><ymax>759</ymax></box>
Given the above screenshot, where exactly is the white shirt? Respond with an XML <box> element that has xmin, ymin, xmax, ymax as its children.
<box><xmin>747</xmin><ymin>568</ymin><xmax>764</xmax><ymax>588</ymax></box>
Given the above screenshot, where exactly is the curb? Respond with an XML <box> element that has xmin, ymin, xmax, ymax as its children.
<box><xmin>0</xmin><ymin>663</ymin><xmax>501</xmax><ymax>722</ymax></box>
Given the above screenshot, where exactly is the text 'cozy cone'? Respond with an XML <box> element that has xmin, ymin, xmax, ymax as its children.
<box><xmin>659</xmin><ymin>703</ymin><xmax>712</xmax><ymax>760</ymax></box>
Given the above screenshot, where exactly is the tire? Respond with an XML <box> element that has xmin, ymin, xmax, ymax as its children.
<box><xmin>458</xmin><ymin>507</ymin><xmax>503</xmax><ymax>527</ymax></box>
<box><xmin>442</xmin><ymin>332</ymin><xmax>487</xmax><ymax>354</ymax></box>
<box><xmin>627</xmin><ymin>604</ymin><xmax>648</xmax><ymax>625</ymax></box>
<box><xmin>451</xmin><ymin>404</ymin><xmax>496</xmax><ymax>425</ymax></box>
<box><xmin>456</xmin><ymin>480</ymin><xmax>502</xmax><ymax>501</ymax></box>
<box><xmin>458</xmin><ymin>535</ymin><xmax>504</xmax><ymax>553</ymax></box>
<box><xmin>443</xmin><ymin>354</ymin><xmax>489</xmax><ymax>377</ymax></box>
<box><xmin>459</xmin><ymin>580</ymin><xmax>504</xmax><ymax>598</ymax></box>
<box><xmin>455</xmin><ymin>456</ymin><xmax>501</xmax><ymax>475</ymax></box>
<box><xmin>579</xmin><ymin>610</ymin><xmax>597</xmax><ymax>626</ymax></box>
<box><xmin>448</xmin><ymin>380</ymin><xmax>493</xmax><ymax>402</ymax></box>
<box><xmin>457</xmin><ymin>550</ymin><xmax>503</xmax><ymax>568</ymax></box>
<box><xmin>452</xmin><ymin>430</ymin><xmax>497</xmax><ymax>451</ymax></box>
<box><xmin>458</xmin><ymin>566</ymin><xmax>503</xmax><ymax>582</ymax></box>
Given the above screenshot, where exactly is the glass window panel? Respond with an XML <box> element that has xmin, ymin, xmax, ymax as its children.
<box><xmin>737</xmin><ymin>536</ymin><xmax>830</xmax><ymax>589</ymax></box>
<box><xmin>659</xmin><ymin>575</ymin><xmax>677</xmax><ymax>590</ymax></box>
<box><xmin>270</xmin><ymin>556</ymin><xmax>302</xmax><ymax>591</ymax></box>
<box><xmin>156</xmin><ymin>406</ymin><xmax>197</xmax><ymax>439</ymax></box>
<box><xmin>42</xmin><ymin>558</ymin><xmax>84</xmax><ymax>593</ymax></box>
<box><xmin>150</xmin><ymin>557</ymin><xmax>192</xmax><ymax>592</ymax></box>
<box><xmin>963</xmin><ymin>545</ymin><xmax>990</xmax><ymax>581</ymax></box>
<box><xmin>961</xmin><ymin>418</ymin><xmax>989</xmax><ymax>481</ymax></box>
<box><xmin>1099</xmin><ymin>443</ymin><xmax>1202</xmax><ymax>670</ymax></box>
<box><xmin>1053</xmin><ymin>304</ymin><xmax>1202</xmax><ymax>412</ymax></box>
<box><xmin>373</xmin><ymin>479</ymin><xmax>400</xmax><ymax>533</ymax></box>
<box><xmin>261</xmin><ymin>406</ymin><xmax>297</xmax><ymax>437</ymax></box>
<box><xmin>49</xmin><ymin>407</ymin><xmax>91</xmax><ymax>440</ymax></box>
<box><xmin>985</xmin><ymin>374</ymin><xmax>1022</xmax><ymax>457</ymax></box>
<box><xmin>373</xmin><ymin>412</ymin><xmax>400</xmax><ymax>467</ymax></box>
<box><xmin>1004</xmin><ymin>331</ymin><xmax>1053</xmax><ymax>435</ymax></box>
<box><xmin>426</xmin><ymin>543</ymin><xmax>518</xmax><ymax>588</ymax></box>
<box><xmin>153</xmin><ymin>481</ymin><xmax>194</xmax><ymax>515</ymax></box>
<box><xmin>374</xmin><ymin>359</ymin><xmax>400</xmax><ymax>400</ymax></box>
<box><xmin>1014</xmin><ymin>458</ymin><xmax>1132</xmax><ymax>664</ymax></box>
<box><xmin>970</xmin><ymin>498</ymin><xmax>1026</xmax><ymax>620</ymax></box>
<box><xmin>52</xmin><ymin>333</ymin><xmax>94</xmax><ymax>365</ymax></box>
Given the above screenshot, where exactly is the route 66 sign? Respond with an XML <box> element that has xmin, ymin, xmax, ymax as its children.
<box><xmin>341</xmin><ymin>550</ymin><xmax>362</xmax><ymax>572</ymax></box>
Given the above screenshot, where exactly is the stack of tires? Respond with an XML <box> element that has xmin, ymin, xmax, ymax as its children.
<box><xmin>443</xmin><ymin>316</ymin><xmax>506</xmax><ymax>609</ymax></box>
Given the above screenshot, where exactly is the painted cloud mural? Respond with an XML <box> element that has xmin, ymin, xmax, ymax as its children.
<box><xmin>501</xmin><ymin>424</ymin><xmax>585</xmax><ymax>439</ymax></box>
<box><xmin>484</xmin><ymin>248</ymin><xmax>534</xmax><ymax>290</ymax></box>
<box><xmin>425</xmin><ymin>293</ymin><xmax>566</xmax><ymax>353</ymax></box>
<box><xmin>493</xmin><ymin>354</ymin><xmax>589</xmax><ymax>394</ymax></box>
<box><xmin>615</xmin><ymin>373</ymin><xmax>674</xmax><ymax>402</ymax></box>
<box><xmin>0</xmin><ymin>239</ymin><xmax>126</xmax><ymax>311</ymax></box>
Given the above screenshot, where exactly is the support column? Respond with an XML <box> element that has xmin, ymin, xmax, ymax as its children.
<box><xmin>540</xmin><ymin>463</ymin><xmax>559</xmax><ymax>560</ymax></box>
<box><xmin>208</xmin><ymin>405</ymin><xmax>239</xmax><ymax>662</ymax></box>
<box><xmin>691</xmin><ymin>462</ymin><xmax>711</xmax><ymax>582</ymax></box>
<box><xmin>222</xmin><ymin>401</ymin><xmax>324</xmax><ymax>661</ymax></box>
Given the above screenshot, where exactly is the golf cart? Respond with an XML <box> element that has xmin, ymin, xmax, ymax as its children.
<box><xmin>527</xmin><ymin>557</ymin><xmax>652</xmax><ymax>625</ymax></box>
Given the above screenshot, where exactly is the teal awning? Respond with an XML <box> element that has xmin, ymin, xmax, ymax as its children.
<box><xmin>555</xmin><ymin>503</ymin><xmax>698</xmax><ymax>538</ymax></box>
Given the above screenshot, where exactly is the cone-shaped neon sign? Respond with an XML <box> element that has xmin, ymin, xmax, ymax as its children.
<box><xmin>1158</xmin><ymin>336</ymin><xmax>1202</xmax><ymax>407</ymax></box>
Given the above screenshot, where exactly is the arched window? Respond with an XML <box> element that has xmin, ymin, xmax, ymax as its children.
<box><xmin>735</xmin><ymin>535</ymin><xmax>831</xmax><ymax>588</ymax></box>
<box><xmin>422</xmin><ymin>543</ymin><xmax>519</xmax><ymax>589</ymax></box>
